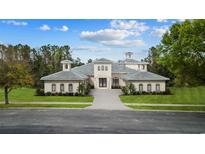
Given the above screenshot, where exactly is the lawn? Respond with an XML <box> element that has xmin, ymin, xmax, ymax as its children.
<box><xmin>120</xmin><ymin>86</ymin><xmax>205</xmax><ymax>104</ymax></box>
<box><xmin>0</xmin><ymin>88</ymin><xmax>93</xmax><ymax>103</ymax></box>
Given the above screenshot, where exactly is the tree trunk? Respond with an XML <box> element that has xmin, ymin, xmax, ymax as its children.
<box><xmin>4</xmin><ymin>86</ymin><xmax>9</xmax><ymax>104</ymax></box>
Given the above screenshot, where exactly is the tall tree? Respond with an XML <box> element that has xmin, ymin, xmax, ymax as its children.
<box><xmin>0</xmin><ymin>45</ymin><xmax>33</xmax><ymax>104</ymax></box>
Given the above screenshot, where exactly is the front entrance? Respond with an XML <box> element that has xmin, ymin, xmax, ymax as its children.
<box><xmin>99</xmin><ymin>78</ymin><xmax>107</xmax><ymax>87</ymax></box>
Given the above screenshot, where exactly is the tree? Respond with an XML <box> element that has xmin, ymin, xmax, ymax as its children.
<box><xmin>146</xmin><ymin>19</ymin><xmax>205</xmax><ymax>86</ymax></box>
<box><xmin>87</xmin><ymin>59</ymin><xmax>92</xmax><ymax>63</ymax></box>
<box><xmin>0</xmin><ymin>44</ymin><xmax>33</xmax><ymax>104</ymax></box>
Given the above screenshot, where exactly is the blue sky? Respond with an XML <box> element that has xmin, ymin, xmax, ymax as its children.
<box><xmin>0</xmin><ymin>19</ymin><xmax>182</xmax><ymax>62</ymax></box>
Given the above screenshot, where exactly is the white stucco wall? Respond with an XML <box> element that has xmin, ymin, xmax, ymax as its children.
<box><xmin>126</xmin><ymin>81</ymin><xmax>166</xmax><ymax>92</ymax></box>
<box><xmin>94</xmin><ymin>64</ymin><xmax>112</xmax><ymax>89</ymax></box>
<box><xmin>44</xmin><ymin>80</ymin><xmax>80</xmax><ymax>93</ymax></box>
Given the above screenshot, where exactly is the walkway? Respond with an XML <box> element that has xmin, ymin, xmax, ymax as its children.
<box><xmin>87</xmin><ymin>89</ymin><xmax>130</xmax><ymax>110</ymax></box>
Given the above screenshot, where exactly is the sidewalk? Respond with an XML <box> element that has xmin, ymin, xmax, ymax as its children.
<box><xmin>124</xmin><ymin>103</ymin><xmax>205</xmax><ymax>106</ymax></box>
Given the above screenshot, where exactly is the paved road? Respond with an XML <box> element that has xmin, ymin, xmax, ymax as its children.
<box><xmin>87</xmin><ymin>89</ymin><xmax>129</xmax><ymax>110</ymax></box>
<box><xmin>0</xmin><ymin>109</ymin><xmax>205</xmax><ymax>133</ymax></box>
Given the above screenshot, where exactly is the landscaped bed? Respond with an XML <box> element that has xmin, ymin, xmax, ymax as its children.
<box><xmin>0</xmin><ymin>88</ymin><xmax>94</xmax><ymax>103</ymax></box>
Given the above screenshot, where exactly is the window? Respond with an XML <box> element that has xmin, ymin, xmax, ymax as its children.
<box><xmin>101</xmin><ymin>65</ymin><xmax>104</xmax><ymax>71</ymax></box>
<box><xmin>98</xmin><ymin>66</ymin><xmax>100</xmax><ymax>71</ymax></box>
<box><xmin>139</xmin><ymin>84</ymin><xmax>143</xmax><ymax>92</ymax></box>
<box><xmin>99</xmin><ymin>78</ymin><xmax>107</xmax><ymax>87</ymax></box>
<box><xmin>105</xmin><ymin>66</ymin><xmax>108</xmax><ymax>71</ymax></box>
<box><xmin>60</xmin><ymin>84</ymin><xmax>64</xmax><ymax>92</ymax></box>
<box><xmin>142</xmin><ymin>65</ymin><xmax>145</xmax><ymax>70</ymax></box>
<box><xmin>68</xmin><ymin>84</ymin><xmax>73</xmax><ymax>92</ymax></box>
<box><xmin>156</xmin><ymin>84</ymin><xmax>160</xmax><ymax>92</ymax></box>
<box><xmin>138</xmin><ymin>65</ymin><xmax>140</xmax><ymax>69</ymax></box>
<box><xmin>147</xmin><ymin>84</ymin><xmax>151</xmax><ymax>92</ymax></box>
<box><xmin>52</xmin><ymin>84</ymin><xmax>56</xmax><ymax>92</ymax></box>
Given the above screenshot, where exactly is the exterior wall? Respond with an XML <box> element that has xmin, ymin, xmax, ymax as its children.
<box><xmin>44</xmin><ymin>80</ymin><xmax>80</xmax><ymax>93</ymax></box>
<box><xmin>125</xmin><ymin>64</ymin><xmax>147</xmax><ymax>71</ymax></box>
<box><xmin>94</xmin><ymin>64</ymin><xmax>112</xmax><ymax>89</ymax></box>
<box><xmin>126</xmin><ymin>81</ymin><xmax>166</xmax><ymax>92</ymax></box>
<box><xmin>112</xmin><ymin>73</ymin><xmax>127</xmax><ymax>87</ymax></box>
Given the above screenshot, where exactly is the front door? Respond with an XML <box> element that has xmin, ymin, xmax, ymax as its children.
<box><xmin>99</xmin><ymin>78</ymin><xmax>107</xmax><ymax>87</ymax></box>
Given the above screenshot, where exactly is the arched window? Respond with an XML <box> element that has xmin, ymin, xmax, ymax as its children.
<box><xmin>139</xmin><ymin>84</ymin><xmax>143</xmax><ymax>92</ymax></box>
<box><xmin>60</xmin><ymin>84</ymin><xmax>64</xmax><ymax>92</ymax></box>
<box><xmin>52</xmin><ymin>84</ymin><xmax>56</xmax><ymax>92</ymax></box>
<box><xmin>156</xmin><ymin>84</ymin><xmax>160</xmax><ymax>92</ymax></box>
<box><xmin>147</xmin><ymin>84</ymin><xmax>151</xmax><ymax>92</ymax></box>
<box><xmin>98</xmin><ymin>66</ymin><xmax>100</xmax><ymax>71</ymax></box>
<box><xmin>101</xmin><ymin>65</ymin><xmax>104</xmax><ymax>71</ymax></box>
<box><xmin>68</xmin><ymin>84</ymin><xmax>73</xmax><ymax>92</ymax></box>
<box><xmin>105</xmin><ymin>66</ymin><xmax>108</xmax><ymax>71</ymax></box>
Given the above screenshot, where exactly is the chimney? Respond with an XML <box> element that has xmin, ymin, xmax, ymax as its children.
<box><xmin>125</xmin><ymin>52</ymin><xmax>133</xmax><ymax>59</ymax></box>
<box><xmin>61</xmin><ymin>60</ymin><xmax>73</xmax><ymax>71</ymax></box>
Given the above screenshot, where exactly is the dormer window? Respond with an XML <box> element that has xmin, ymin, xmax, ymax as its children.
<box><xmin>101</xmin><ymin>65</ymin><xmax>104</xmax><ymax>71</ymax></box>
<box><xmin>98</xmin><ymin>66</ymin><xmax>100</xmax><ymax>71</ymax></box>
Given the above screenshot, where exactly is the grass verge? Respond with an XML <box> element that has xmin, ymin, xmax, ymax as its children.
<box><xmin>127</xmin><ymin>105</ymin><xmax>205</xmax><ymax>111</ymax></box>
<box><xmin>0</xmin><ymin>104</ymin><xmax>91</xmax><ymax>108</ymax></box>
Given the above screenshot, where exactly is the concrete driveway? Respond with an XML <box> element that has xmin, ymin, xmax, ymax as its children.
<box><xmin>87</xmin><ymin>89</ymin><xmax>129</xmax><ymax>110</ymax></box>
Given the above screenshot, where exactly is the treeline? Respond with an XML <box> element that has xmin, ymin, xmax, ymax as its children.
<box><xmin>0</xmin><ymin>44</ymin><xmax>84</xmax><ymax>87</ymax></box>
<box><xmin>144</xmin><ymin>19</ymin><xmax>205</xmax><ymax>86</ymax></box>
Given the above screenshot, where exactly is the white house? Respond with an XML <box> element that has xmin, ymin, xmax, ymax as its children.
<box><xmin>41</xmin><ymin>52</ymin><xmax>169</xmax><ymax>93</ymax></box>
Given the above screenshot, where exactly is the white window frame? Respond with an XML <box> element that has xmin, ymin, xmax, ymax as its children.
<box><xmin>60</xmin><ymin>84</ymin><xmax>64</xmax><ymax>92</ymax></box>
<box><xmin>52</xmin><ymin>84</ymin><xmax>56</xmax><ymax>92</ymax></box>
<box><xmin>147</xmin><ymin>84</ymin><xmax>151</xmax><ymax>92</ymax></box>
<box><xmin>101</xmin><ymin>65</ymin><xmax>104</xmax><ymax>71</ymax></box>
<box><xmin>105</xmin><ymin>66</ymin><xmax>108</xmax><ymax>71</ymax></box>
<box><xmin>156</xmin><ymin>84</ymin><xmax>160</xmax><ymax>92</ymax></box>
<box><xmin>68</xmin><ymin>84</ymin><xmax>73</xmax><ymax>92</ymax></box>
<box><xmin>98</xmin><ymin>66</ymin><xmax>100</xmax><ymax>71</ymax></box>
<box><xmin>139</xmin><ymin>84</ymin><xmax>143</xmax><ymax>92</ymax></box>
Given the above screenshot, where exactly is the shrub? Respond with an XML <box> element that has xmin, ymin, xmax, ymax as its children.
<box><xmin>78</xmin><ymin>82</ymin><xmax>91</xmax><ymax>96</ymax></box>
<box><xmin>68</xmin><ymin>92</ymin><xmax>74</xmax><ymax>96</ymax></box>
<box><xmin>128</xmin><ymin>83</ymin><xmax>136</xmax><ymax>95</ymax></box>
<box><xmin>35</xmin><ymin>88</ymin><xmax>44</xmax><ymax>96</ymax></box>
<box><xmin>45</xmin><ymin>92</ymin><xmax>52</xmax><ymax>96</ymax></box>
<box><xmin>75</xmin><ymin>92</ymin><xmax>79</xmax><ymax>96</ymax></box>
<box><xmin>121</xmin><ymin>86</ymin><xmax>129</xmax><ymax>95</ymax></box>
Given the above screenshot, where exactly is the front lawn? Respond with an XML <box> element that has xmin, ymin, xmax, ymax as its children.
<box><xmin>0</xmin><ymin>88</ymin><xmax>93</xmax><ymax>103</ymax></box>
<box><xmin>120</xmin><ymin>86</ymin><xmax>205</xmax><ymax>104</ymax></box>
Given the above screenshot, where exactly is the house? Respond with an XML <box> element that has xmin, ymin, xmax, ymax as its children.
<box><xmin>40</xmin><ymin>52</ymin><xmax>169</xmax><ymax>93</ymax></box>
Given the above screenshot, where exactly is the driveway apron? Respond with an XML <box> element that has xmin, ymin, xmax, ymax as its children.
<box><xmin>87</xmin><ymin>89</ymin><xmax>130</xmax><ymax>110</ymax></box>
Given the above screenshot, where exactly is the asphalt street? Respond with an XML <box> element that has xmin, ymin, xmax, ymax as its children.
<box><xmin>0</xmin><ymin>109</ymin><xmax>205</xmax><ymax>134</ymax></box>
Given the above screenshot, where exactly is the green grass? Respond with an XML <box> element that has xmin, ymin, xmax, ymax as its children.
<box><xmin>127</xmin><ymin>105</ymin><xmax>205</xmax><ymax>111</ymax></box>
<box><xmin>0</xmin><ymin>88</ymin><xmax>93</xmax><ymax>102</ymax></box>
<box><xmin>120</xmin><ymin>86</ymin><xmax>205</xmax><ymax>104</ymax></box>
<box><xmin>0</xmin><ymin>104</ymin><xmax>91</xmax><ymax>108</ymax></box>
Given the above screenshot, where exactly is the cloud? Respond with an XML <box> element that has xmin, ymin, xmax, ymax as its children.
<box><xmin>2</xmin><ymin>20</ymin><xmax>28</xmax><ymax>26</ymax></box>
<box><xmin>156</xmin><ymin>19</ymin><xmax>168</xmax><ymax>23</ymax></box>
<box><xmin>99</xmin><ymin>39</ymin><xmax>145</xmax><ymax>47</ymax></box>
<box><xmin>55</xmin><ymin>25</ymin><xmax>69</xmax><ymax>32</ymax></box>
<box><xmin>110</xmin><ymin>20</ymin><xmax>149</xmax><ymax>35</ymax></box>
<box><xmin>39</xmin><ymin>24</ymin><xmax>51</xmax><ymax>31</ymax></box>
<box><xmin>80</xmin><ymin>28</ymin><xmax>145</xmax><ymax>48</ymax></box>
<box><xmin>150</xmin><ymin>26</ymin><xmax>169</xmax><ymax>37</ymax></box>
<box><xmin>72</xmin><ymin>45</ymin><xmax>111</xmax><ymax>52</ymax></box>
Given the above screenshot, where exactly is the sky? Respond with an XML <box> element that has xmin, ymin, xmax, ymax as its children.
<box><xmin>0</xmin><ymin>19</ymin><xmax>183</xmax><ymax>62</ymax></box>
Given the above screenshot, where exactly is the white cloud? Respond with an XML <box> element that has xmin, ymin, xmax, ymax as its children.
<box><xmin>150</xmin><ymin>26</ymin><xmax>169</xmax><ymax>37</ymax></box>
<box><xmin>110</xmin><ymin>20</ymin><xmax>149</xmax><ymax>35</ymax></box>
<box><xmin>80</xmin><ymin>28</ymin><xmax>145</xmax><ymax>48</ymax></box>
<box><xmin>72</xmin><ymin>45</ymin><xmax>111</xmax><ymax>52</ymax></box>
<box><xmin>39</xmin><ymin>24</ymin><xmax>51</xmax><ymax>31</ymax></box>
<box><xmin>2</xmin><ymin>20</ymin><xmax>28</xmax><ymax>26</ymax></box>
<box><xmin>99</xmin><ymin>39</ymin><xmax>145</xmax><ymax>47</ymax></box>
<box><xmin>55</xmin><ymin>25</ymin><xmax>69</xmax><ymax>32</ymax></box>
<box><xmin>156</xmin><ymin>19</ymin><xmax>168</xmax><ymax>23</ymax></box>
